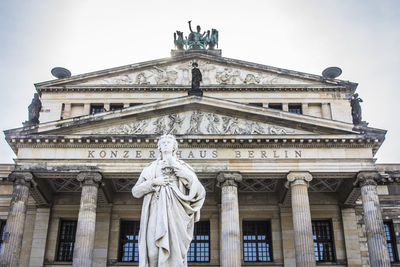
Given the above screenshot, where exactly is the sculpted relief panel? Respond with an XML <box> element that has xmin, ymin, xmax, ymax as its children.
<box><xmin>90</xmin><ymin>110</ymin><xmax>307</xmax><ymax>135</ymax></box>
<box><xmin>80</xmin><ymin>60</ymin><xmax>310</xmax><ymax>86</ymax></box>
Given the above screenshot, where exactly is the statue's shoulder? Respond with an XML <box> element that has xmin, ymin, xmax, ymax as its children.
<box><xmin>177</xmin><ymin>159</ymin><xmax>195</xmax><ymax>172</ymax></box>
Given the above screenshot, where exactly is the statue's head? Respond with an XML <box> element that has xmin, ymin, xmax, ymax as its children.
<box><xmin>196</xmin><ymin>25</ymin><xmax>201</xmax><ymax>32</ymax></box>
<box><xmin>354</xmin><ymin>93</ymin><xmax>359</xmax><ymax>97</ymax></box>
<box><xmin>157</xmin><ymin>134</ymin><xmax>178</xmax><ymax>155</ymax></box>
<box><xmin>34</xmin><ymin>93</ymin><xmax>39</xmax><ymax>99</ymax></box>
<box><xmin>192</xmin><ymin>62</ymin><xmax>198</xmax><ymax>68</ymax></box>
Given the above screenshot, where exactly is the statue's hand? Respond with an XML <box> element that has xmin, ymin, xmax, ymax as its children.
<box><xmin>152</xmin><ymin>177</ymin><xmax>167</xmax><ymax>187</ymax></box>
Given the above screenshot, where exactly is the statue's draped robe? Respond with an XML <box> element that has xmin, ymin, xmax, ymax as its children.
<box><xmin>132</xmin><ymin>159</ymin><xmax>205</xmax><ymax>267</ymax></box>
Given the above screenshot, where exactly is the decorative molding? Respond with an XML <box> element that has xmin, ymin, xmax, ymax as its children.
<box><xmin>217</xmin><ymin>171</ymin><xmax>242</xmax><ymax>187</ymax></box>
<box><xmin>76</xmin><ymin>172</ymin><xmax>102</xmax><ymax>187</ymax></box>
<box><xmin>8</xmin><ymin>171</ymin><xmax>33</xmax><ymax>186</ymax></box>
<box><xmin>286</xmin><ymin>171</ymin><xmax>312</xmax><ymax>188</ymax></box>
<box><xmin>238</xmin><ymin>179</ymin><xmax>278</xmax><ymax>192</ymax></box>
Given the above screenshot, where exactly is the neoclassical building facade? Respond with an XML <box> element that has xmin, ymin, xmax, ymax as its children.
<box><xmin>0</xmin><ymin>49</ymin><xmax>399</xmax><ymax>266</ymax></box>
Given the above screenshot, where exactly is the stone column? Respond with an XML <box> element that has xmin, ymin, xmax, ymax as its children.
<box><xmin>217</xmin><ymin>171</ymin><xmax>242</xmax><ymax>267</ymax></box>
<box><xmin>73</xmin><ymin>172</ymin><xmax>102</xmax><ymax>267</ymax></box>
<box><xmin>355</xmin><ymin>171</ymin><xmax>390</xmax><ymax>266</ymax></box>
<box><xmin>286</xmin><ymin>171</ymin><xmax>316</xmax><ymax>267</ymax></box>
<box><xmin>0</xmin><ymin>171</ymin><xmax>32</xmax><ymax>267</ymax></box>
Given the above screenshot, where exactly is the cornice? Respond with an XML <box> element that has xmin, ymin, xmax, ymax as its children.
<box><xmin>36</xmin><ymin>85</ymin><xmax>351</xmax><ymax>94</ymax></box>
<box><xmin>6</xmin><ymin>135</ymin><xmax>383</xmax><ymax>153</ymax></box>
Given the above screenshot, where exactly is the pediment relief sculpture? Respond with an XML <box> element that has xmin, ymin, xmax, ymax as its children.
<box><xmin>89</xmin><ymin>110</ymin><xmax>307</xmax><ymax>135</ymax></box>
<box><xmin>79</xmin><ymin>60</ymin><xmax>313</xmax><ymax>86</ymax></box>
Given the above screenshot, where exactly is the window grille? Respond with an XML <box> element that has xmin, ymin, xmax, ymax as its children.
<box><xmin>0</xmin><ymin>220</ymin><xmax>6</xmax><ymax>253</ymax></box>
<box><xmin>90</xmin><ymin>104</ymin><xmax>105</xmax><ymax>114</ymax></box>
<box><xmin>289</xmin><ymin>104</ymin><xmax>302</xmax><ymax>114</ymax></box>
<box><xmin>110</xmin><ymin>104</ymin><xmax>124</xmax><ymax>111</ymax></box>
<box><xmin>243</xmin><ymin>221</ymin><xmax>273</xmax><ymax>262</ymax></box>
<box><xmin>187</xmin><ymin>221</ymin><xmax>210</xmax><ymax>262</ymax></box>
<box><xmin>268</xmin><ymin>103</ymin><xmax>283</xmax><ymax>110</ymax></box>
<box><xmin>312</xmin><ymin>220</ymin><xmax>335</xmax><ymax>262</ymax></box>
<box><xmin>56</xmin><ymin>220</ymin><xmax>77</xmax><ymax>262</ymax></box>
<box><xmin>384</xmin><ymin>221</ymin><xmax>399</xmax><ymax>262</ymax></box>
<box><xmin>119</xmin><ymin>220</ymin><xmax>140</xmax><ymax>262</ymax></box>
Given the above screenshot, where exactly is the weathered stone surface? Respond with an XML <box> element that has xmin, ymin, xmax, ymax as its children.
<box><xmin>73</xmin><ymin>172</ymin><xmax>102</xmax><ymax>267</ymax></box>
<box><xmin>286</xmin><ymin>171</ymin><xmax>316</xmax><ymax>267</ymax></box>
<box><xmin>356</xmin><ymin>171</ymin><xmax>391</xmax><ymax>266</ymax></box>
<box><xmin>217</xmin><ymin>171</ymin><xmax>242</xmax><ymax>267</ymax></box>
<box><xmin>0</xmin><ymin>172</ymin><xmax>32</xmax><ymax>267</ymax></box>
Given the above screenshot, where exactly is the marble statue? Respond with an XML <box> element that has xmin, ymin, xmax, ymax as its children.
<box><xmin>132</xmin><ymin>134</ymin><xmax>206</xmax><ymax>267</ymax></box>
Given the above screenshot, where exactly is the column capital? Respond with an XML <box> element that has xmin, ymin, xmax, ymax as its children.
<box><xmin>77</xmin><ymin>172</ymin><xmax>102</xmax><ymax>187</ymax></box>
<box><xmin>8</xmin><ymin>171</ymin><xmax>33</xmax><ymax>186</ymax></box>
<box><xmin>286</xmin><ymin>171</ymin><xmax>312</xmax><ymax>188</ymax></box>
<box><xmin>217</xmin><ymin>171</ymin><xmax>242</xmax><ymax>187</ymax></box>
<box><xmin>354</xmin><ymin>171</ymin><xmax>380</xmax><ymax>187</ymax></box>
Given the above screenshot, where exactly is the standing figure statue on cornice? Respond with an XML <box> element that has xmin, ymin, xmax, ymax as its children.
<box><xmin>350</xmin><ymin>93</ymin><xmax>363</xmax><ymax>125</ymax></box>
<box><xmin>132</xmin><ymin>135</ymin><xmax>205</xmax><ymax>267</ymax></box>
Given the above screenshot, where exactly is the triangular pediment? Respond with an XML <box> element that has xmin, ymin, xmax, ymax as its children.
<box><xmin>35</xmin><ymin>53</ymin><xmax>356</xmax><ymax>89</ymax></box>
<box><xmin>7</xmin><ymin>96</ymin><xmax>357</xmax><ymax>138</ymax></box>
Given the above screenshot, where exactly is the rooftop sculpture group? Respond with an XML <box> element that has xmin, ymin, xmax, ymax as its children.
<box><xmin>174</xmin><ymin>21</ymin><xmax>219</xmax><ymax>50</ymax></box>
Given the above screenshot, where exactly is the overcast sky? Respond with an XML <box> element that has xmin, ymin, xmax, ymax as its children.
<box><xmin>0</xmin><ymin>0</ymin><xmax>399</xmax><ymax>163</ymax></box>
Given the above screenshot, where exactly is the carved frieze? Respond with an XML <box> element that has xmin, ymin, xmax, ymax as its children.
<box><xmin>79</xmin><ymin>60</ymin><xmax>310</xmax><ymax>86</ymax></box>
<box><xmin>90</xmin><ymin>110</ymin><xmax>303</xmax><ymax>135</ymax></box>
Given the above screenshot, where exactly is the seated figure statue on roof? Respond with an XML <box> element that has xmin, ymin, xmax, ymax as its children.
<box><xmin>132</xmin><ymin>134</ymin><xmax>206</xmax><ymax>267</ymax></box>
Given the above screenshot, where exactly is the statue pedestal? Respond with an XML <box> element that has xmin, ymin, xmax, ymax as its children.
<box><xmin>171</xmin><ymin>49</ymin><xmax>222</xmax><ymax>57</ymax></box>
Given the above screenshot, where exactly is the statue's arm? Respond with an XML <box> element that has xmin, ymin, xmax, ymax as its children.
<box><xmin>174</xmin><ymin>162</ymin><xmax>198</xmax><ymax>188</ymax></box>
<box><xmin>188</xmin><ymin>20</ymin><xmax>193</xmax><ymax>33</ymax></box>
<box><xmin>132</xmin><ymin>172</ymin><xmax>155</xmax><ymax>198</ymax></box>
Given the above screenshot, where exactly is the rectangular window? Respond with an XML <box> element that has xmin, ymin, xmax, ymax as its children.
<box><xmin>129</xmin><ymin>103</ymin><xmax>143</xmax><ymax>107</ymax></box>
<box><xmin>110</xmin><ymin>103</ymin><xmax>124</xmax><ymax>111</ymax></box>
<box><xmin>56</xmin><ymin>220</ymin><xmax>77</xmax><ymax>262</ymax></box>
<box><xmin>289</xmin><ymin>104</ymin><xmax>302</xmax><ymax>114</ymax></box>
<box><xmin>384</xmin><ymin>221</ymin><xmax>399</xmax><ymax>262</ymax></box>
<box><xmin>268</xmin><ymin>103</ymin><xmax>283</xmax><ymax>110</ymax></box>
<box><xmin>90</xmin><ymin>104</ymin><xmax>105</xmax><ymax>114</ymax></box>
<box><xmin>187</xmin><ymin>221</ymin><xmax>210</xmax><ymax>262</ymax></box>
<box><xmin>0</xmin><ymin>220</ymin><xmax>6</xmax><ymax>253</ymax></box>
<box><xmin>312</xmin><ymin>220</ymin><xmax>335</xmax><ymax>262</ymax></box>
<box><xmin>119</xmin><ymin>220</ymin><xmax>140</xmax><ymax>262</ymax></box>
<box><xmin>243</xmin><ymin>221</ymin><xmax>273</xmax><ymax>262</ymax></box>
<box><xmin>249</xmin><ymin>103</ymin><xmax>263</xmax><ymax>107</ymax></box>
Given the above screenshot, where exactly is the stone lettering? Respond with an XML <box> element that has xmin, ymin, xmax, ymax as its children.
<box><xmin>261</xmin><ymin>151</ymin><xmax>267</xmax><ymax>158</ymax></box>
<box><xmin>99</xmin><ymin>150</ymin><xmax>106</xmax><ymax>158</ymax></box>
<box><xmin>123</xmin><ymin>151</ymin><xmax>129</xmax><ymax>158</ymax></box>
<box><xmin>199</xmin><ymin>150</ymin><xmax>207</xmax><ymax>158</ymax></box>
<box><xmin>136</xmin><ymin>151</ymin><xmax>142</xmax><ymax>159</ymax></box>
<box><xmin>176</xmin><ymin>151</ymin><xmax>182</xmax><ymax>159</ymax></box>
<box><xmin>284</xmin><ymin>150</ymin><xmax>288</xmax><ymax>158</ymax></box>
<box><xmin>273</xmin><ymin>150</ymin><xmax>279</xmax><ymax>158</ymax></box>
<box><xmin>149</xmin><ymin>150</ymin><xmax>155</xmax><ymax>159</ymax></box>
<box><xmin>248</xmin><ymin>151</ymin><xmax>254</xmax><ymax>158</ymax></box>
<box><xmin>188</xmin><ymin>151</ymin><xmax>194</xmax><ymax>158</ymax></box>
<box><xmin>88</xmin><ymin>150</ymin><xmax>95</xmax><ymax>158</ymax></box>
<box><xmin>212</xmin><ymin>150</ymin><xmax>218</xmax><ymax>158</ymax></box>
<box><xmin>235</xmin><ymin>151</ymin><xmax>241</xmax><ymax>158</ymax></box>
<box><xmin>295</xmin><ymin>150</ymin><xmax>302</xmax><ymax>158</ymax></box>
<box><xmin>111</xmin><ymin>151</ymin><xmax>118</xmax><ymax>158</ymax></box>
